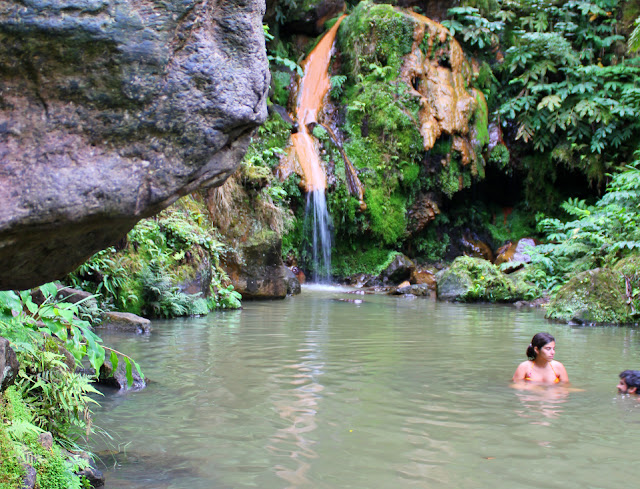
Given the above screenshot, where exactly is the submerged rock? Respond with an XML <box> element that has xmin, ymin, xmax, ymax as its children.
<box><xmin>0</xmin><ymin>0</ymin><xmax>269</xmax><ymax>290</ymax></box>
<box><xmin>99</xmin><ymin>312</ymin><xmax>152</xmax><ymax>334</ymax></box>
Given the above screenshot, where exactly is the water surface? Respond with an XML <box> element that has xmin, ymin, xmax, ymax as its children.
<box><xmin>90</xmin><ymin>286</ymin><xmax>640</xmax><ymax>489</ymax></box>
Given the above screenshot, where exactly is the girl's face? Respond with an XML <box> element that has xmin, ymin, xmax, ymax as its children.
<box><xmin>535</xmin><ymin>341</ymin><xmax>555</xmax><ymax>362</ymax></box>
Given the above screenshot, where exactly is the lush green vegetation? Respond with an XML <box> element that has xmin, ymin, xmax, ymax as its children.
<box><xmin>258</xmin><ymin>0</ymin><xmax>640</xmax><ymax>282</ymax></box>
<box><xmin>0</xmin><ymin>196</ymin><xmax>244</xmax><ymax>487</ymax></box>
<box><xmin>0</xmin><ymin>283</ymin><xmax>141</xmax><ymax>487</ymax></box>
<box><xmin>445</xmin><ymin>0</ymin><xmax>640</xmax><ymax>210</ymax></box>
<box><xmin>64</xmin><ymin>196</ymin><xmax>242</xmax><ymax>318</ymax></box>
<box><xmin>527</xmin><ymin>153</ymin><xmax>640</xmax><ymax>297</ymax></box>
<box><xmin>5</xmin><ymin>2</ymin><xmax>640</xmax><ymax>481</ymax></box>
<box><xmin>1</xmin><ymin>386</ymin><xmax>93</xmax><ymax>489</ymax></box>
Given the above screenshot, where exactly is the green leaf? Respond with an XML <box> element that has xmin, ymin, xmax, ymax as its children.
<box><xmin>537</xmin><ymin>94</ymin><xmax>562</xmax><ymax>111</ymax></box>
<box><xmin>125</xmin><ymin>358</ymin><xmax>134</xmax><ymax>388</ymax></box>
<box><xmin>110</xmin><ymin>350</ymin><xmax>119</xmax><ymax>373</ymax></box>
<box><xmin>40</xmin><ymin>282</ymin><xmax>58</xmax><ymax>299</ymax></box>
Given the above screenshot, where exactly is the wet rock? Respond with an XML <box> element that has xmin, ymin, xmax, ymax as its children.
<box><xmin>346</xmin><ymin>273</ymin><xmax>373</xmax><ymax>287</ymax></box>
<box><xmin>291</xmin><ymin>266</ymin><xmax>306</xmax><ymax>284</ymax></box>
<box><xmin>494</xmin><ymin>238</ymin><xmax>538</xmax><ymax>266</ymax></box>
<box><xmin>37</xmin><ymin>432</ymin><xmax>53</xmax><ymax>451</ymax></box>
<box><xmin>0</xmin><ymin>0</ymin><xmax>269</xmax><ymax>290</ymax></box>
<box><xmin>410</xmin><ymin>268</ymin><xmax>437</xmax><ymax>290</ymax></box>
<box><xmin>460</xmin><ymin>233</ymin><xmax>494</xmax><ymax>262</ymax></box>
<box><xmin>21</xmin><ymin>464</ymin><xmax>37</xmax><ymax>489</ymax></box>
<box><xmin>284</xmin><ymin>268</ymin><xmax>302</xmax><ymax>296</ymax></box>
<box><xmin>436</xmin><ymin>256</ymin><xmax>519</xmax><ymax>302</ymax></box>
<box><xmin>72</xmin><ymin>452</ymin><xmax>105</xmax><ymax>488</ymax></box>
<box><xmin>99</xmin><ymin>312</ymin><xmax>151</xmax><ymax>334</ymax></box>
<box><xmin>77</xmin><ymin>464</ymin><xmax>105</xmax><ymax>488</ymax></box>
<box><xmin>380</xmin><ymin>254</ymin><xmax>415</xmax><ymax>284</ymax></box>
<box><xmin>0</xmin><ymin>336</ymin><xmax>19</xmax><ymax>392</ymax></box>
<box><xmin>222</xmin><ymin>231</ymin><xmax>290</xmax><ymax>300</ymax></box>
<box><xmin>395</xmin><ymin>283</ymin><xmax>431</xmax><ymax>296</ymax></box>
<box><xmin>333</xmin><ymin>298</ymin><xmax>364</xmax><ymax>304</ymax></box>
<box><xmin>407</xmin><ymin>193</ymin><xmax>440</xmax><ymax>235</ymax></box>
<box><xmin>98</xmin><ymin>357</ymin><xmax>147</xmax><ymax>391</ymax></box>
<box><xmin>174</xmin><ymin>244</ymin><xmax>212</xmax><ymax>298</ymax></box>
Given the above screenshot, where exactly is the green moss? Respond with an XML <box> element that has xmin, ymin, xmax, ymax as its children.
<box><xmin>0</xmin><ymin>387</ymin><xmax>87</xmax><ymax>489</ymax></box>
<box><xmin>471</xmin><ymin>91</ymin><xmax>489</xmax><ymax>148</ymax></box>
<box><xmin>546</xmin><ymin>268</ymin><xmax>634</xmax><ymax>324</ymax></box>
<box><xmin>338</xmin><ymin>1</ymin><xmax>414</xmax><ymax>76</ymax></box>
<box><xmin>400</xmin><ymin>161</ymin><xmax>420</xmax><ymax>187</ymax></box>
<box><xmin>489</xmin><ymin>144</ymin><xmax>510</xmax><ymax>170</ymax></box>
<box><xmin>271</xmin><ymin>71</ymin><xmax>292</xmax><ymax>107</ymax></box>
<box><xmin>439</xmin><ymin>159</ymin><xmax>462</xmax><ymax>197</ymax></box>
<box><xmin>247</xmin><ymin>110</ymin><xmax>291</xmax><ymax>169</ymax></box>
<box><xmin>332</xmin><ymin>246</ymin><xmax>401</xmax><ymax>277</ymax></box>
<box><xmin>438</xmin><ymin>256</ymin><xmax>521</xmax><ymax>302</ymax></box>
<box><xmin>0</xmin><ymin>396</ymin><xmax>25</xmax><ymax>489</ymax></box>
<box><xmin>365</xmin><ymin>187</ymin><xmax>407</xmax><ymax>245</ymax></box>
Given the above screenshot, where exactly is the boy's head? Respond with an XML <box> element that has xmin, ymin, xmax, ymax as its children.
<box><xmin>618</xmin><ymin>370</ymin><xmax>640</xmax><ymax>394</ymax></box>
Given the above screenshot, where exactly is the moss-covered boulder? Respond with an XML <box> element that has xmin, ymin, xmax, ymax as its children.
<box><xmin>613</xmin><ymin>254</ymin><xmax>640</xmax><ymax>314</ymax></box>
<box><xmin>436</xmin><ymin>256</ymin><xmax>529</xmax><ymax>302</ymax></box>
<box><xmin>546</xmin><ymin>268</ymin><xmax>635</xmax><ymax>325</ymax></box>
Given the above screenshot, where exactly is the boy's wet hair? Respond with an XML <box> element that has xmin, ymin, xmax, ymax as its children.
<box><xmin>619</xmin><ymin>370</ymin><xmax>640</xmax><ymax>390</ymax></box>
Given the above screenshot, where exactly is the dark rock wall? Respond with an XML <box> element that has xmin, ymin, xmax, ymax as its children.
<box><xmin>0</xmin><ymin>0</ymin><xmax>269</xmax><ymax>290</ymax></box>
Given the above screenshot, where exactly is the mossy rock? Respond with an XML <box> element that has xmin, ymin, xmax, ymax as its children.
<box><xmin>546</xmin><ymin>268</ymin><xmax>634</xmax><ymax>325</ymax></box>
<box><xmin>338</xmin><ymin>1</ymin><xmax>414</xmax><ymax>75</ymax></box>
<box><xmin>436</xmin><ymin>256</ymin><xmax>521</xmax><ymax>302</ymax></box>
<box><xmin>505</xmin><ymin>267</ymin><xmax>541</xmax><ymax>301</ymax></box>
<box><xmin>613</xmin><ymin>253</ymin><xmax>640</xmax><ymax>280</ymax></box>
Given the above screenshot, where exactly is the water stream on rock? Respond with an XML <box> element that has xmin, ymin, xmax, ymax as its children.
<box><xmin>303</xmin><ymin>189</ymin><xmax>332</xmax><ymax>282</ymax></box>
<box><xmin>288</xmin><ymin>17</ymin><xmax>345</xmax><ymax>283</ymax></box>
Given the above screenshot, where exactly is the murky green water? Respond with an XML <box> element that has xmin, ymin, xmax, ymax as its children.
<box><xmin>90</xmin><ymin>285</ymin><xmax>640</xmax><ymax>489</ymax></box>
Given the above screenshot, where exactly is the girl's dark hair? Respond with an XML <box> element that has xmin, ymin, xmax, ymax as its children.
<box><xmin>526</xmin><ymin>332</ymin><xmax>555</xmax><ymax>360</ymax></box>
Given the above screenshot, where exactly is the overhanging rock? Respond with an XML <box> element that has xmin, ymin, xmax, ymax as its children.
<box><xmin>0</xmin><ymin>0</ymin><xmax>269</xmax><ymax>290</ymax></box>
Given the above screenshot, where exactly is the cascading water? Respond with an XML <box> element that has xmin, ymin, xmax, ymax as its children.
<box><xmin>303</xmin><ymin>189</ymin><xmax>332</xmax><ymax>283</ymax></box>
<box><xmin>287</xmin><ymin>16</ymin><xmax>346</xmax><ymax>283</ymax></box>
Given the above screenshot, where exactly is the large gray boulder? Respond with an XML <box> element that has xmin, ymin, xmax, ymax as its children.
<box><xmin>0</xmin><ymin>0</ymin><xmax>269</xmax><ymax>290</ymax></box>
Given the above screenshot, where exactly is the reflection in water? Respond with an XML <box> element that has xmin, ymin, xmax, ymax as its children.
<box><xmin>512</xmin><ymin>384</ymin><xmax>570</xmax><ymax>426</ymax></box>
<box><xmin>268</xmin><ymin>294</ymin><xmax>329</xmax><ymax>488</ymax></box>
<box><xmin>90</xmin><ymin>290</ymin><xmax>640</xmax><ymax>489</ymax></box>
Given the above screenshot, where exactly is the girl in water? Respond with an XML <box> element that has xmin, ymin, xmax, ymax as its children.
<box><xmin>512</xmin><ymin>332</ymin><xmax>569</xmax><ymax>384</ymax></box>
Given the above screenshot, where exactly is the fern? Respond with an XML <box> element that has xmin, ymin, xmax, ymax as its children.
<box><xmin>529</xmin><ymin>154</ymin><xmax>640</xmax><ymax>290</ymax></box>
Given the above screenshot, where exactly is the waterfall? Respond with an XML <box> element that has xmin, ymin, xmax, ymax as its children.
<box><xmin>304</xmin><ymin>189</ymin><xmax>332</xmax><ymax>283</ymax></box>
<box><xmin>285</xmin><ymin>16</ymin><xmax>346</xmax><ymax>284</ymax></box>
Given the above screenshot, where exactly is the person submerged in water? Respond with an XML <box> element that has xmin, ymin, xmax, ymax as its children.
<box><xmin>617</xmin><ymin>370</ymin><xmax>640</xmax><ymax>395</ymax></box>
<box><xmin>512</xmin><ymin>332</ymin><xmax>569</xmax><ymax>384</ymax></box>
